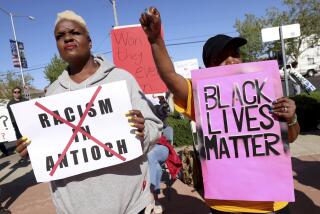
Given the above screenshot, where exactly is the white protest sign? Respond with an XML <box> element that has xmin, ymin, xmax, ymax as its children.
<box><xmin>0</xmin><ymin>106</ymin><xmax>16</xmax><ymax>142</ymax></box>
<box><xmin>11</xmin><ymin>81</ymin><xmax>142</xmax><ymax>182</ymax></box>
<box><xmin>174</xmin><ymin>58</ymin><xmax>199</xmax><ymax>78</ymax></box>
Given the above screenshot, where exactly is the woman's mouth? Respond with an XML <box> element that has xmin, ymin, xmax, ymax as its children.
<box><xmin>64</xmin><ymin>44</ymin><xmax>77</xmax><ymax>50</ymax></box>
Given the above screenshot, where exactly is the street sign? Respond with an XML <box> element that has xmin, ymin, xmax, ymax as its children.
<box><xmin>261</xmin><ymin>24</ymin><xmax>300</xmax><ymax>42</ymax></box>
<box><xmin>282</xmin><ymin>24</ymin><xmax>301</xmax><ymax>39</ymax></box>
<box><xmin>261</xmin><ymin>27</ymin><xmax>280</xmax><ymax>43</ymax></box>
<box><xmin>261</xmin><ymin>23</ymin><xmax>301</xmax><ymax>97</ymax></box>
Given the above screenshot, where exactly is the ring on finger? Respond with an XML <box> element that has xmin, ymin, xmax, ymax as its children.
<box><xmin>283</xmin><ymin>106</ymin><xmax>288</xmax><ymax>112</ymax></box>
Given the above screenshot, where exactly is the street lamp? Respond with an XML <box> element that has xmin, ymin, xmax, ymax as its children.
<box><xmin>108</xmin><ymin>0</ymin><xmax>119</xmax><ymax>27</ymax></box>
<box><xmin>0</xmin><ymin>7</ymin><xmax>35</xmax><ymax>98</ymax></box>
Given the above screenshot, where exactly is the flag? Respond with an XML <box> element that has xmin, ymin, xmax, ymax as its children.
<box><xmin>10</xmin><ymin>39</ymin><xmax>28</xmax><ymax>68</ymax></box>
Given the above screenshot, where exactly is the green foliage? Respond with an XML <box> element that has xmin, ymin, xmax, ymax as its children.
<box><xmin>0</xmin><ymin>71</ymin><xmax>33</xmax><ymax>99</ymax></box>
<box><xmin>234</xmin><ymin>0</ymin><xmax>320</xmax><ymax>62</ymax></box>
<box><xmin>266</xmin><ymin>0</ymin><xmax>320</xmax><ymax>61</ymax></box>
<box><xmin>44</xmin><ymin>54</ymin><xmax>68</xmax><ymax>83</ymax></box>
<box><xmin>291</xmin><ymin>91</ymin><xmax>320</xmax><ymax>131</ymax></box>
<box><xmin>166</xmin><ymin>111</ymin><xmax>193</xmax><ymax>147</ymax></box>
<box><xmin>234</xmin><ymin>14</ymin><xmax>264</xmax><ymax>62</ymax></box>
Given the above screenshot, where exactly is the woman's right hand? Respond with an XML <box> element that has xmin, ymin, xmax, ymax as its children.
<box><xmin>16</xmin><ymin>136</ymin><xmax>30</xmax><ymax>158</ymax></box>
<box><xmin>139</xmin><ymin>7</ymin><xmax>162</xmax><ymax>43</ymax></box>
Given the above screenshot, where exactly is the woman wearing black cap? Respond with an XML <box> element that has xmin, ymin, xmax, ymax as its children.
<box><xmin>140</xmin><ymin>7</ymin><xmax>299</xmax><ymax>214</ymax></box>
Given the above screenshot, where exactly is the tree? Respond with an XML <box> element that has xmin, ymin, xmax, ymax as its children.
<box><xmin>166</xmin><ymin>111</ymin><xmax>193</xmax><ymax>147</ymax></box>
<box><xmin>265</xmin><ymin>0</ymin><xmax>320</xmax><ymax>61</ymax></box>
<box><xmin>44</xmin><ymin>54</ymin><xmax>67</xmax><ymax>83</ymax></box>
<box><xmin>0</xmin><ymin>71</ymin><xmax>33</xmax><ymax>99</ymax></box>
<box><xmin>234</xmin><ymin>14</ymin><xmax>265</xmax><ymax>62</ymax></box>
<box><xmin>234</xmin><ymin>0</ymin><xmax>320</xmax><ymax>62</ymax></box>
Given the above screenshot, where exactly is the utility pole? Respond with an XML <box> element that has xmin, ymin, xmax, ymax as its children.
<box><xmin>109</xmin><ymin>0</ymin><xmax>119</xmax><ymax>27</ymax></box>
<box><xmin>10</xmin><ymin>12</ymin><xmax>25</xmax><ymax>87</ymax></box>
<box><xmin>0</xmin><ymin>7</ymin><xmax>35</xmax><ymax>99</ymax></box>
<box><xmin>261</xmin><ymin>23</ymin><xmax>301</xmax><ymax>96</ymax></box>
<box><xmin>279</xmin><ymin>26</ymin><xmax>289</xmax><ymax>96</ymax></box>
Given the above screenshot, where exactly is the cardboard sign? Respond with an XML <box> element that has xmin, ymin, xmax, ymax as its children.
<box><xmin>11</xmin><ymin>81</ymin><xmax>142</xmax><ymax>182</ymax></box>
<box><xmin>174</xmin><ymin>58</ymin><xmax>199</xmax><ymax>78</ymax></box>
<box><xmin>192</xmin><ymin>61</ymin><xmax>294</xmax><ymax>202</ymax></box>
<box><xmin>111</xmin><ymin>25</ymin><xmax>167</xmax><ymax>94</ymax></box>
<box><xmin>0</xmin><ymin>106</ymin><xmax>16</xmax><ymax>142</ymax></box>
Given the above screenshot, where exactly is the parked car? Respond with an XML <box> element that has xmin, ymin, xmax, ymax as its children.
<box><xmin>279</xmin><ymin>63</ymin><xmax>319</xmax><ymax>78</ymax></box>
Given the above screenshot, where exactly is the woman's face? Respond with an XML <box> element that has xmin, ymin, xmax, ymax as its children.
<box><xmin>208</xmin><ymin>46</ymin><xmax>242</xmax><ymax>67</ymax></box>
<box><xmin>54</xmin><ymin>20</ymin><xmax>91</xmax><ymax>64</ymax></box>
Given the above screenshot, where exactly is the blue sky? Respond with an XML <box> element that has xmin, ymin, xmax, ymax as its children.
<box><xmin>0</xmin><ymin>0</ymin><xmax>286</xmax><ymax>90</ymax></box>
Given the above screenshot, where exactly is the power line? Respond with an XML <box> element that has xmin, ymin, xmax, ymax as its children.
<box><xmin>166</xmin><ymin>40</ymin><xmax>206</xmax><ymax>46</ymax></box>
<box><xmin>165</xmin><ymin>31</ymin><xmax>237</xmax><ymax>42</ymax></box>
<box><xmin>1</xmin><ymin>32</ymin><xmax>237</xmax><ymax>75</ymax></box>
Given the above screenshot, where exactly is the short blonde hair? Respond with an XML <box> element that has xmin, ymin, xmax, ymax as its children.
<box><xmin>55</xmin><ymin>10</ymin><xmax>89</xmax><ymax>32</ymax></box>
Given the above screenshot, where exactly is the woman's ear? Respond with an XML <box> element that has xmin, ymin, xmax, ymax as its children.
<box><xmin>88</xmin><ymin>36</ymin><xmax>92</xmax><ymax>49</ymax></box>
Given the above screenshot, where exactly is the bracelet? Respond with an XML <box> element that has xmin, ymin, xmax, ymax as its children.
<box><xmin>288</xmin><ymin>114</ymin><xmax>298</xmax><ymax>127</ymax></box>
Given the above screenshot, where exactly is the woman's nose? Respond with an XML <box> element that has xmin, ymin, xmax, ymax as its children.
<box><xmin>64</xmin><ymin>34</ymin><xmax>74</xmax><ymax>43</ymax></box>
<box><xmin>225</xmin><ymin>57</ymin><xmax>241</xmax><ymax>65</ymax></box>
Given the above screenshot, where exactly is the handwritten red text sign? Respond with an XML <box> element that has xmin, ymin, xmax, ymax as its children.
<box><xmin>111</xmin><ymin>25</ymin><xmax>167</xmax><ymax>94</ymax></box>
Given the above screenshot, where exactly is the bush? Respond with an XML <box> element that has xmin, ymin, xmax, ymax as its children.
<box><xmin>291</xmin><ymin>91</ymin><xmax>320</xmax><ymax>131</ymax></box>
<box><xmin>166</xmin><ymin>111</ymin><xmax>193</xmax><ymax>147</ymax></box>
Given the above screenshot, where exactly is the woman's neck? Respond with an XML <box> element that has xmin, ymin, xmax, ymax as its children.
<box><xmin>68</xmin><ymin>56</ymin><xmax>99</xmax><ymax>83</ymax></box>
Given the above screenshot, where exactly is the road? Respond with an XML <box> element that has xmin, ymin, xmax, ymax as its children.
<box><xmin>1</xmin><ymin>130</ymin><xmax>320</xmax><ymax>214</ymax></box>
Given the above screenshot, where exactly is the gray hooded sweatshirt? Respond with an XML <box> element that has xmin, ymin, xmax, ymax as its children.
<box><xmin>46</xmin><ymin>55</ymin><xmax>162</xmax><ymax>214</ymax></box>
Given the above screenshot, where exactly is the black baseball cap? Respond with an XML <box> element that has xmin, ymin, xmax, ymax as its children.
<box><xmin>202</xmin><ymin>34</ymin><xmax>247</xmax><ymax>67</ymax></box>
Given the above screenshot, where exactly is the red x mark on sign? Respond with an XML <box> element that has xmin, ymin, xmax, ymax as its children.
<box><xmin>35</xmin><ymin>86</ymin><xmax>126</xmax><ymax>176</ymax></box>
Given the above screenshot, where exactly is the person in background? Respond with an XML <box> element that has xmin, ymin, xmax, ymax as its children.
<box><xmin>145</xmin><ymin>97</ymin><xmax>181</xmax><ymax>214</ymax></box>
<box><xmin>15</xmin><ymin>10</ymin><xmax>162</xmax><ymax>214</ymax></box>
<box><xmin>7</xmin><ymin>86</ymin><xmax>27</xmax><ymax>140</ymax></box>
<box><xmin>140</xmin><ymin>7</ymin><xmax>300</xmax><ymax>214</ymax></box>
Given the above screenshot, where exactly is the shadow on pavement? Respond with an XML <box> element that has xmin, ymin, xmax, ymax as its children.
<box><xmin>290</xmin><ymin>190</ymin><xmax>320</xmax><ymax>214</ymax></box>
<box><xmin>0</xmin><ymin>159</ymin><xmax>31</xmax><ymax>183</ymax></box>
<box><xmin>0</xmin><ymin>160</ymin><xmax>37</xmax><ymax>208</ymax></box>
<box><xmin>291</xmin><ymin>157</ymin><xmax>320</xmax><ymax>213</ymax></box>
<box><xmin>299</xmin><ymin>129</ymin><xmax>320</xmax><ymax>136</ymax></box>
<box><xmin>0</xmin><ymin>161</ymin><xmax>10</xmax><ymax>171</ymax></box>
<box><xmin>160</xmin><ymin>186</ymin><xmax>210</xmax><ymax>214</ymax></box>
<box><xmin>292</xmin><ymin>157</ymin><xmax>320</xmax><ymax>191</ymax></box>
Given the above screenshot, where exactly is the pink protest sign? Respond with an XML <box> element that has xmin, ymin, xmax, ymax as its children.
<box><xmin>191</xmin><ymin>60</ymin><xmax>294</xmax><ymax>202</ymax></box>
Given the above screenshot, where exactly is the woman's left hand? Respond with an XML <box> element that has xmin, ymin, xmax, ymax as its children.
<box><xmin>126</xmin><ymin>110</ymin><xmax>145</xmax><ymax>140</ymax></box>
<box><xmin>271</xmin><ymin>97</ymin><xmax>296</xmax><ymax>123</ymax></box>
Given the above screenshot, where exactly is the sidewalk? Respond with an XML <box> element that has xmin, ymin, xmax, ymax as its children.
<box><xmin>289</xmin><ymin>130</ymin><xmax>320</xmax><ymax>214</ymax></box>
<box><xmin>1</xmin><ymin>130</ymin><xmax>320</xmax><ymax>214</ymax></box>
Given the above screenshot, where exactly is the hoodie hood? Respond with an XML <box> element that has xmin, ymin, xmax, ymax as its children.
<box><xmin>58</xmin><ymin>55</ymin><xmax>116</xmax><ymax>91</ymax></box>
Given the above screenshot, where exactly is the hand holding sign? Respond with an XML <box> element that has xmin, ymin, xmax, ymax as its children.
<box><xmin>271</xmin><ymin>97</ymin><xmax>296</xmax><ymax>122</ymax></box>
<box><xmin>16</xmin><ymin>136</ymin><xmax>31</xmax><ymax>158</ymax></box>
<box><xmin>126</xmin><ymin>110</ymin><xmax>145</xmax><ymax>140</ymax></box>
<box><xmin>140</xmin><ymin>7</ymin><xmax>161</xmax><ymax>44</ymax></box>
